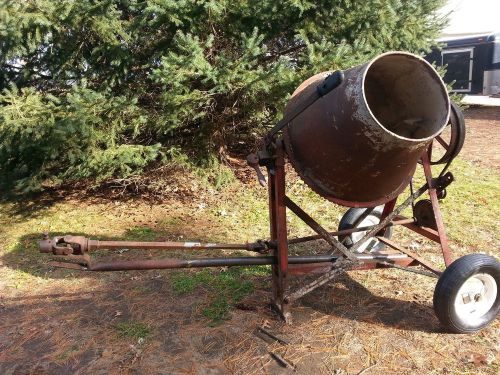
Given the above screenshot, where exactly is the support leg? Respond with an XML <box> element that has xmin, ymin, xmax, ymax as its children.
<box><xmin>378</xmin><ymin>198</ymin><xmax>397</xmax><ymax>237</ymax></box>
<box><xmin>421</xmin><ymin>152</ymin><xmax>452</xmax><ymax>266</ymax></box>
<box><xmin>268</xmin><ymin>143</ymin><xmax>291</xmax><ymax>322</ymax></box>
<box><xmin>381</xmin><ymin>198</ymin><xmax>397</xmax><ymax>220</ymax></box>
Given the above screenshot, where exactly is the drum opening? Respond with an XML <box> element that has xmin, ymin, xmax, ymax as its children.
<box><xmin>363</xmin><ymin>53</ymin><xmax>449</xmax><ymax>140</ymax></box>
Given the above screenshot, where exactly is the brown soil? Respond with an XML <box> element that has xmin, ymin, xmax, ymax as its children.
<box><xmin>1</xmin><ymin>266</ymin><xmax>498</xmax><ymax>375</ymax></box>
<box><xmin>462</xmin><ymin>106</ymin><xmax>500</xmax><ymax>169</ymax></box>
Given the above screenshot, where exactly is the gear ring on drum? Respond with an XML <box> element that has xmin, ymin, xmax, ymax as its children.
<box><xmin>430</xmin><ymin>101</ymin><xmax>466</xmax><ymax>165</ymax></box>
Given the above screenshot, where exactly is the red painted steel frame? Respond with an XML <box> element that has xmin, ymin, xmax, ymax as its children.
<box><xmin>268</xmin><ymin>143</ymin><xmax>291</xmax><ymax>320</ymax></box>
<box><xmin>267</xmin><ymin>141</ymin><xmax>453</xmax><ymax>318</ymax></box>
<box><xmin>39</xmin><ymin>142</ymin><xmax>453</xmax><ymax>323</ymax></box>
<box><xmin>421</xmin><ymin>151</ymin><xmax>453</xmax><ymax>266</ymax></box>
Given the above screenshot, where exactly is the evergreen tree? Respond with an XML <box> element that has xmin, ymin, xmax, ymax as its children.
<box><xmin>0</xmin><ymin>0</ymin><xmax>447</xmax><ymax>191</ymax></box>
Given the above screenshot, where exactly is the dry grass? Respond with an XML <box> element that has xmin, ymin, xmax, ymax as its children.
<box><xmin>0</xmin><ymin>108</ymin><xmax>499</xmax><ymax>374</ymax></box>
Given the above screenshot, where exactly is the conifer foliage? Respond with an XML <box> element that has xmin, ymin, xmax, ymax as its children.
<box><xmin>0</xmin><ymin>0</ymin><xmax>446</xmax><ymax>191</ymax></box>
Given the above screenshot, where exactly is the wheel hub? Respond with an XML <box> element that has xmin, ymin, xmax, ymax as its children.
<box><xmin>350</xmin><ymin>215</ymin><xmax>383</xmax><ymax>253</ymax></box>
<box><xmin>455</xmin><ymin>273</ymin><xmax>497</xmax><ymax>321</ymax></box>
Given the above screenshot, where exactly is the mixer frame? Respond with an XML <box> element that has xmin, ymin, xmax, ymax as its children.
<box><xmin>262</xmin><ymin>139</ymin><xmax>451</xmax><ymax>321</ymax></box>
<box><xmin>38</xmin><ymin>136</ymin><xmax>454</xmax><ymax>323</ymax></box>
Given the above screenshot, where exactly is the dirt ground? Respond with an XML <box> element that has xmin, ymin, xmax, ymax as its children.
<box><xmin>462</xmin><ymin>106</ymin><xmax>500</xmax><ymax>169</ymax></box>
<box><xmin>0</xmin><ymin>107</ymin><xmax>499</xmax><ymax>375</ymax></box>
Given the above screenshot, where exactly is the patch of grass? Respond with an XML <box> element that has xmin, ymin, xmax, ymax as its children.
<box><xmin>162</xmin><ymin>216</ymin><xmax>183</xmax><ymax>226</ymax></box>
<box><xmin>240</xmin><ymin>265</ymin><xmax>271</xmax><ymax>277</ymax></box>
<box><xmin>171</xmin><ymin>267</ymin><xmax>257</xmax><ymax>323</ymax></box>
<box><xmin>437</xmin><ymin>158</ymin><xmax>499</xmax><ymax>249</ymax></box>
<box><xmin>212</xmin><ymin>268</ymin><xmax>254</xmax><ymax>302</ymax></box>
<box><xmin>202</xmin><ymin>298</ymin><xmax>230</xmax><ymax>322</ymax></box>
<box><xmin>195</xmin><ymin>155</ymin><xmax>236</xmax><ymax>189</ymax></box>
<box><xmin>113</xmin><ymin>322</ymin><xmax>151</xmax><ymax>340</ymax></box>
<box><xmin>171</xmin><ymin>269</ymin><xmax>213</xmax><ymax>294</ymax></box>
<box><xmin>124</xmin><ymin>227</ymin><xmax>157</xmax><ymax>241</ymax></box>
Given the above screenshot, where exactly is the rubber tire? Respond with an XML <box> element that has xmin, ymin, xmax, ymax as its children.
<box><xmin>433</xmin><ymin>254</ymin><xmax>500</xmax><ymax>333</ymax></box>
<box><xmin>338</xmin><ymin>206</ymin><xmax>393</xmax><ymax>251</ymax></box>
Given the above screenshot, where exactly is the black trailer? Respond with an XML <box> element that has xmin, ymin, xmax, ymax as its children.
<box><xmin>426</xmin><ymin>32</ymin><xmax>500</xmax><ymax>95</ymax></box>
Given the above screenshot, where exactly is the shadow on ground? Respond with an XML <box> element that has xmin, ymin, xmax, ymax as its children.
<box><xmin>0</xmin><ymin>272</ymin><xmax>442</xmax><ymax>374</ymax></box>
<box><xmin>299</xmin><ymin>273</ymin><xmax>440</xmax><ymax>333</ymax></box>
<box><xmin>0</xmin><ymin>186</ymin><xmax>447</xmax><ymax>374</ymax></box>
<box><xmin>0</xmin><ymin>273</ymin><xmax>231</xmax><ymax>375</ymax></box>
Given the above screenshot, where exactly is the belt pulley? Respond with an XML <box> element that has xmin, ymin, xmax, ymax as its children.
<box><xmin>429</xmin><ymin>101</ymin><xmax>466</xmax><ymax>165</ymax></box>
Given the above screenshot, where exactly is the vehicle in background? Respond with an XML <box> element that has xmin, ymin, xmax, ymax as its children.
<box><xmin>426</xmin><ymin>32</ymin><xmax>500</xmax><ymax>96</ymax></box>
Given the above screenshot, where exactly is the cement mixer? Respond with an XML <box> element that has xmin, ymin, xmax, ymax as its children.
<box><xmin>38</xmin><ymin>51</ymin><xmax>499</xmax><ymax>334</ymax></box>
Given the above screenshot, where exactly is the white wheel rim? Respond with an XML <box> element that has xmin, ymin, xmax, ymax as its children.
<box><xmin>454</xmin><ymin>273</ymin><xmax>497</xmax><ymax>324</ymax></box>
<box><xmin>350</xmin><ymin>214</ymin><xmax>384</xmax><ymax>253</ymax></box>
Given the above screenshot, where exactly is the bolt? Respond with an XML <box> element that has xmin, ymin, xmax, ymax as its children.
<box><xmin>462</xmin><ymin>293</ymin><xmax>471</xmax><ymax>304</ymax></box>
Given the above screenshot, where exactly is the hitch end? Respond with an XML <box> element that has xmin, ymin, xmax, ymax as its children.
<box><xmin>38</xmin><ymin>233</ymin><xmax>92</xmax><ymax>269</ymax></box>
<box><xmin>39</xmin><ymin>237</ymin><xmax>56</xmax><ymax>253</ymax></box>
<box><xmin>38</xmin><ymin>234</ymin><xmax>90</xmax><ymax>255</ymax></box>
<box><xmin>39</xmin><ymin>233</ymin><xmax>58</xmax><ymax>253</ymax></box>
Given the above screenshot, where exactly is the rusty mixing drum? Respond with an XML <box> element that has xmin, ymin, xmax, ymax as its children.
<box><xmin>284</xmin><ymin>51</ymin><xmax>450</xmax><ymax>207</ymax></box>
